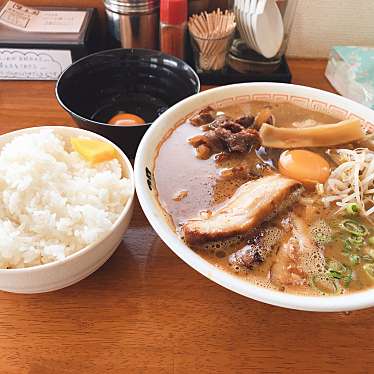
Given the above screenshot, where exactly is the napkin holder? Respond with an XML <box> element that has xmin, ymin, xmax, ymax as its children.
<box><xmin>0</xmin><ymin>7</ymin><xmax>99</xmax><ymax>80</ymax></box>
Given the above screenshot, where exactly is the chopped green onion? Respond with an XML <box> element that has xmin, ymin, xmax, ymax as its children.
<box><xmin>343</xmin><ymin>239</ymin><xmax>352</xmax><ymax>254</ymax></box>
<box><xmin>340</xmin><ymin>219</ymin><xmax>369</xmax><ymax>236</ymax></box>
<box><xmin>329</xmin><ymin>270</ymin><xmax>344</xmax><ymax>279</ymax></box>
<box><xmin>347</xmin><ymin>235</ymin><xmax>364</xmax><ymax>246</ymax></box>
<box><xmin>368</xmin><ymin>236</ymin><xmax>374</xmax><ymax>246</ymax></box>
<box><xmin>362</xmin><ymin>255</ymin><xmax>374</xmax><ymax>263</ymax></box>
<box><xmin>350</xmin><ymin>254</ymin><xmax>360</xmax><ymax>265</ymax></box>
<box><xmin>343</xmin><ymin>274</ymin><xmax>353</xmax><ymax>288</ymax></box>
<box><xmin>326</xmin><ymin>259</ymin><xmax>348</xmax><ymax>273</ymax></box>
<box><xmin>363</xmin><ymin>263</ymin><xmax>374</xmax><ymax>279</ymax></box>
<box><xmin>311</xmin><ymin>274</ymin><xmax>339</xmax><ymax>294</ymax></box>
<box><xmin>325</xmin><ymin>259</ymin><xmax>353</xmax><ymax>289</ymax></box>
<box><xmin>346</xmin><ymin>203</ymin><xmax>359</xmax><ymax>215</ymax></box>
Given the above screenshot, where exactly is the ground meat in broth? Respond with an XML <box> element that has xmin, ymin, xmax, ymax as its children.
<box><xmin>189</xmin><ymin>115</ymin><xmax>259</xmax><ymax>158</ymax></box>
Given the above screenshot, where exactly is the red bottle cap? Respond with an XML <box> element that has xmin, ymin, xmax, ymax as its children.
<box><xmin>160</xmin><ymin>0</ymin><xmax>188</xmax><ymax>25</ymax></box>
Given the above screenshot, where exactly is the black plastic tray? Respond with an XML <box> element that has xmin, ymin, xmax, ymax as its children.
<box><xmin>194</xmin><ymin>56</ymin><xmax>291</xmax><ymax>85</ymax></box>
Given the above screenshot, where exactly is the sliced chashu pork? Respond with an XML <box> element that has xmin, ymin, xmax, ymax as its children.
<box><xmin>183</xmin><ymin>175</ymin><xmax>303</xmax><ymax>245</ymax></box>
<box><xmin>228</xmin><ymin>225</ymin><xmax>284</xmax><ymax>269</ymax></box>
<box><xmin>271</xmin><ymin>214</ymin><xmax>324</xmax><ymax>287</ymax></box>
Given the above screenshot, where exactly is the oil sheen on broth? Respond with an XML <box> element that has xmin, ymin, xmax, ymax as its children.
<box><xmin>154</xmin><ymin>101</ymin><xmax>374</xmax><ymax>296</ymax></box>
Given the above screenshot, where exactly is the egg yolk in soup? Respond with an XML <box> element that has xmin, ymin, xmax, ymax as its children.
<box><xmin>108</xmin><ymin>113</ymin><xmax>145</xmax><ymax>126</ymax></box>
<box><xmin>278</xmin><ymin>149</ymin><xmax>330</xmax><ymax>186</ymax></box>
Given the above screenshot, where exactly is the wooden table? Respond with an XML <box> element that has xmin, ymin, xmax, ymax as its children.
<box><xmin>0</xmin><ymin>59</ymin><xmax>373</xmax><ymax>374</ymax></box>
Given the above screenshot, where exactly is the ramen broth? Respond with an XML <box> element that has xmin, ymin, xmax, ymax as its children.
<box><xmin>154</xmin><ymin>101</ymin><xmax>374</xmax><ymax>296</ymax></box>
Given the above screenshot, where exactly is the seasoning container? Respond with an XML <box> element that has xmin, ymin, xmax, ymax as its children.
<box><xmin>160</xmin><ymin>0</ymin><xmax>187</xmax><ymax>60</ymax></box>
<box><xmin>104</xmin><ymin>0</ymin><xmax>160</xmax><ymax>49</ymax></box>
<box><xmin>189</xmin><ymin>10</ymin><xmax>236</xmax><ymax>72</ymax></box>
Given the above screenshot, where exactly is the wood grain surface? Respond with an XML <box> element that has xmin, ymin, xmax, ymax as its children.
<box><xmin>0</xmin><ymin>59</ymin><xmax>373</xmax><ymax>374</ymax></box>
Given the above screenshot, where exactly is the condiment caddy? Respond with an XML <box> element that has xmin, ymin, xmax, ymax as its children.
<box><xmin>158</xmin><ymin>0</ymin><xmax>294</xmax><ymax>85</ymax></box>
<box><xmin>103</xmin><ymin>0</ymin><xmax>293</xmax><ymax>84</ymax></box>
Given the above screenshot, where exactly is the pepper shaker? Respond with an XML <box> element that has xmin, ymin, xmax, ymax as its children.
<box><xmin>104</xmin><ymin>0</ymin><xmax>160</xmax><ymax>49</ymax></box>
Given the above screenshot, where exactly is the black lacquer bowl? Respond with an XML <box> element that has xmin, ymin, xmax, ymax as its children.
<box><xmin>56</xmin><ymin>48</ymin><xmax>200</xmax><ymax>158</ymax></box>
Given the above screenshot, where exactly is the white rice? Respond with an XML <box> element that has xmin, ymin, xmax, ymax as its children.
<box><xmin>0</xmin><ymin>129</ymin><xmax>131</xmax><ymax>269</ymax></box>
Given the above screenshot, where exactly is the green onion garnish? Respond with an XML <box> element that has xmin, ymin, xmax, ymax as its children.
<box><xmin>326</xmin><ymin>259</ymin><xmax>348</xmax><ymax>273</ymax></box>
<box><xmin>347</xmin><ymin>235</ymin><xmax>364</xmax><ymax>246</ymax></box>
<box><xmin>346</xmin><ymin>203</ymin><xmax>359</xmax><ymax>215</ymax></box>
<box><xmin>311</xmin><ymin>274</ymin><xmax>339</xmax><ymax>294</ymax></box>
<box><xmin>349</xmin><ymin>254</ymin><xmax>360</xmax><ymax>265</ymax></box>
<box><xmin>325</xmin><ymin>259</ymin><xmax>353</xmax><ymax>289</ymax></box>
<box><xmin>329</xmin><ymin>270</ymin><xmax>344</xmax><ymax>279</ymax></box>
<box><xmin>343</xmin><ymin>273</ymin><xmax>353</xmax><ymax>288</ymax></box>
<box><xmin>340</xmin><ymin>219</ymin><xmax>369</xmax><ymax>236</ymax></box>
<box><xmin>343</xmin><ymin>239</ymin><xmax>352</xmax><ymax>254</ymax></box>
<box><xmin>362</xmin><ymin>255</ymin><xmax>374</xmax><ymax>263</ymax></box>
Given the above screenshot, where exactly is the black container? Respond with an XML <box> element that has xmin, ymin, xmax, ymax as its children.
<box><xmin>56</xmin><ymin>48</ymin><xmax>200</xmax><ymax>158</ymax></box>
<box><xmin>195</xmin><ymin>55</ymin><xmax>292</xmax><ymax>85</ymax></box>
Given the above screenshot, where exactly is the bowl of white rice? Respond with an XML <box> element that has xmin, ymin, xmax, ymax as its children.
<box><xmin>0</xmin><ymin>126</ymin><xmax>134</xmax><ymax>293</ymax></box>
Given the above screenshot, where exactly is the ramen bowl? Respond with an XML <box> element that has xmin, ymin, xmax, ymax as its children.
<box><xmin>135</xmin><ymin>82</ymin><xmax>374</xmax><ymax>312</ymax></box>
<box><xmin>56</xmin><ymin>48</ymin><xmax>200</xmax><ymax>158</ymax></box>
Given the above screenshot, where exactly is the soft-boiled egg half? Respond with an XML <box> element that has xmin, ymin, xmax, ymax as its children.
<box><xmin>108</xmin><ymin>113</ymin><xmax>145</xmax><ymax>126</ymax></box>
<box><xmin>278</xmin><ymin>150</ymin><xmax>330</xmax><ymax>187</ymax></box>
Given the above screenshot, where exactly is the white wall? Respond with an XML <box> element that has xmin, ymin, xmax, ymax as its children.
<box><xmin>286</xmin><ymin>0</ymin><xmax>374</xmax><ymax>58</ymax></box>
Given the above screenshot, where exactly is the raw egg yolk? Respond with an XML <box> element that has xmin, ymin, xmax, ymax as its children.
<box><xmin>108</xmin><ymin>113</ymin><xmax>145</xmax><ymax>126</ymax></box>
<box><xmin>278</xmin><ymin>150</ymin><xmax>330</xmax><ymax>187</ymax></box>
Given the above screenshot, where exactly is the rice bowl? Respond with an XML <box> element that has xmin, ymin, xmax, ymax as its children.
<box><xmin>0</xmin><ymin>126</ymin><xmax>134</xmax><ymax>293</ymax></box>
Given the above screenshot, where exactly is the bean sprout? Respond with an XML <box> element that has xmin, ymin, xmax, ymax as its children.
<box><xmin>323</xmin><ymin>148</ymin><xmax>374</xmax><ymax>222</ymax></box>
